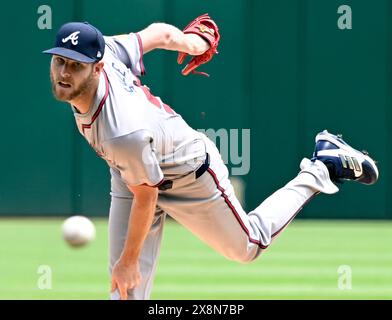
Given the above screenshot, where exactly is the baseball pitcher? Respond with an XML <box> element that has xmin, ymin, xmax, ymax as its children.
<box><xmin>43</xmin><ymin>15</ymin><xmax>379</xmax><ymax>300</ymax></box>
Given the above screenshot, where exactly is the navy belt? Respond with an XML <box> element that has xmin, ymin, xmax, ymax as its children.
<box><xmin>158</xmin><ymin>153</ymin><xmax>210</xmax><ymax>191</ymax></box>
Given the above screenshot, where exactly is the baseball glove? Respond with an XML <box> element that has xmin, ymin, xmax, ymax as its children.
<box><xmin>177</xmin><ymin>13</ymin><xmax>220</xmax><ymax>76</ymax></box>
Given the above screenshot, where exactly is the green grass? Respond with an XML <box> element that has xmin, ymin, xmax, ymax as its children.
<box><xmin>0</xmin><ymin>218</ymin><xmax>391</xmax><ymax>299</ymax></box>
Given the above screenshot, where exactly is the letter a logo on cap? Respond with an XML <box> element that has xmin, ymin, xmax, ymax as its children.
<box><xmin>62</xmin><ymin>31</ymin><xmax>81</xmax><ymax>45</ymax></box>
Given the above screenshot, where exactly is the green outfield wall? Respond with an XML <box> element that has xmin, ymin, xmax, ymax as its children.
<box><xmin>0</xmin><ymin>0</ymin><xmax>390</xmax><ymax>218</ymax></box>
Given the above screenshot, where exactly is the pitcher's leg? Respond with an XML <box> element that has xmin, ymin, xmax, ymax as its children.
<box><xmin>158</xmin><ymin>137</ymin><xmax>339</xmax><ymax>264</ymax></box>
<box><xmin>247</xmin><ymin>158</ymin><xmax>339</xmax><ymax>252</ymax></box>
<box><xmin>109</xmin><ymin>168</ymin><xmax>166</xmax><ymax>300</ymax></box>
<box><xmin>203</xmin><ymin>157</ymin><xmax>337</xmax><ymax>259</ymax></box>
<box><xmin>109</xmin><ymin>196</ymin><xmax>166</xmax><ymax>300</ymax></box>
<box><xmin>247</xmin><ymin>129</ymin><xmax>380</xmax><ymax>251</ymax></box>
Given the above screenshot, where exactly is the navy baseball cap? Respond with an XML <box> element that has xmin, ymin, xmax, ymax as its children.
<box><xmin>43</xmin><ymin>22</ymin><xmax>105</xmax><ymax>63</ymax></box>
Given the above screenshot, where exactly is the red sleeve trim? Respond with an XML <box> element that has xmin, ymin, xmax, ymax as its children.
<box><xmin>135</xmin><ymin>33</ymin><xmax>146</xmax><ymax>76</ymax></box>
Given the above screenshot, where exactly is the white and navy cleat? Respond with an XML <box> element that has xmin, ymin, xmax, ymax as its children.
<box><xmin>311</xmin><ymin>130</ymin><xmax>379</xmax><ymax>185</ymax></box>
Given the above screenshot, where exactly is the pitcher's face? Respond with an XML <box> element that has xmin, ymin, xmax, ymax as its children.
<box><xmin>50</xmin><ymin>55</ymin><xmax>95</xmax><ymax>102</ymax></box>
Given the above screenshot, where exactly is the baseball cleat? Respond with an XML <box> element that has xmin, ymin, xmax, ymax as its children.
<box><xmin>311</xmin><ymin>130</ymin><xmax>379</xmax><ymax>185</ymax></box>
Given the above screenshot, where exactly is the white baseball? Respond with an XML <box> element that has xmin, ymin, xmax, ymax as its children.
<box><xmin>62</xmin><ymin>216</ymin><xmax>96</xmax><ymax>248</ymax></box>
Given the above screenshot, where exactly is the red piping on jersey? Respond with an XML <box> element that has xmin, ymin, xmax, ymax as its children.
<box><xmin>206</xmin><ymin>167</ymin><xmax>319</xmax><ymax>250</ymax></box>
<box><xmin>81</xmin><ymin>69</ymin><xmax>110</xmax><ymax>134</ymax></box>
<box><xmin>135</xmin><ymin>33</ymin><xmax>146</xmax><ymax>75</ymax></box>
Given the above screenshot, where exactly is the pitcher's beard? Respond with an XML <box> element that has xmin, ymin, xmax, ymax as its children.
<box><xmin>50</xmin><ymin>70</ymin><xmax>95</xmax><ymax>102</ymax></box>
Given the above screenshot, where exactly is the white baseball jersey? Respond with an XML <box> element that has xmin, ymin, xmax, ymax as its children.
<box><xmin>72</xmin><ymin>33</ymin><xmax>206</xmax><ymax>187</ymax></box>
